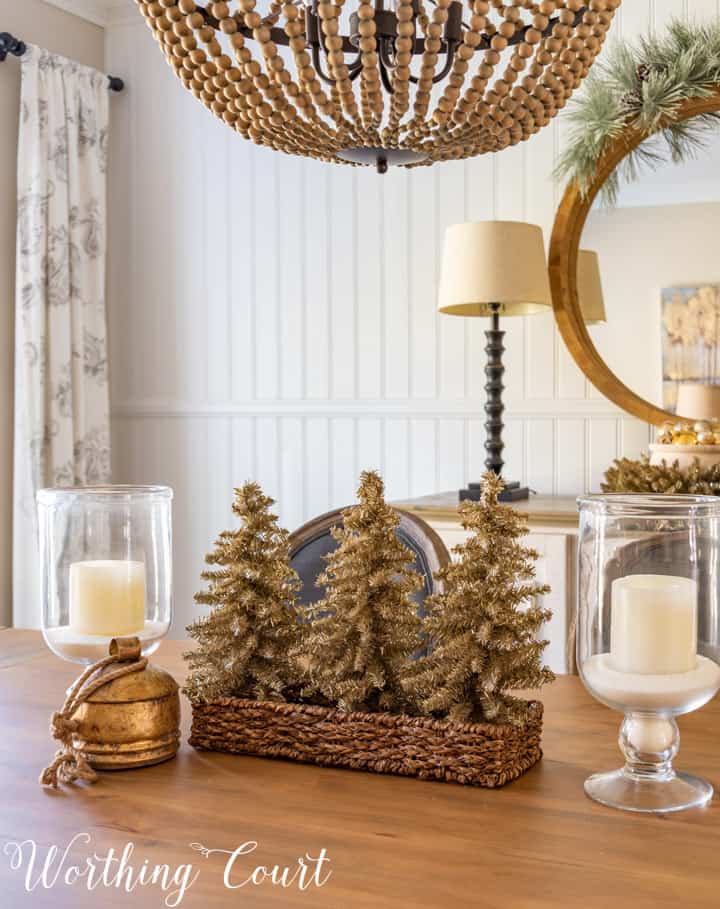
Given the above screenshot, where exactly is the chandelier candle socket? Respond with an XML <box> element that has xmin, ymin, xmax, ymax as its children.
<box><xmin>137</xmin><ymin>0</ymin><xmax>620</xmax><ymax>171</ymax></box>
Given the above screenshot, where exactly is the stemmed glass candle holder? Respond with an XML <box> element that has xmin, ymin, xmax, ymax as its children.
<box><xmin>577</xmin><ymin>494</ymin><xmax>720</xmax><ymax>813</ymax></box>
<box><xmin>38</xmin><ymin>486</ymin><xmax>173</xmax><ymax>664</ymax></box>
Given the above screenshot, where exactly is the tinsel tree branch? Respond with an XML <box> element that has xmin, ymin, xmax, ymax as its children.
<box><xmin>403</xmin><ymin>472</ymin><xmax>555</xmax><ymax>726</ymax></box>
<box><xmin>555</xmin><ymin>19</ymin><xmax>720</xmax><ymax>204</ymax></box>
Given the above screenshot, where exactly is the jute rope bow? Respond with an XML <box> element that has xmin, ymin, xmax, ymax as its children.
<box><xmin>39</xmin><ymin>637</ymin><xmax>147</xmax><ymax>788</ymax></box>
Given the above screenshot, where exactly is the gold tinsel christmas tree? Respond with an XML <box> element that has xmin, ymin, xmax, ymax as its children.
<box><xmin>184</xmin><ymin>482</ymin><xmax>301</xmax><ymax>703</ymax></box>
<box><xmin>298</xmin><ymin>470</ymin><xmax>422</xmax><ymax>714</ymax></box>
<box><xmin>404</xmin><ymin>472</ymin><xmax>555</xmax><ymax>725</ymax></box>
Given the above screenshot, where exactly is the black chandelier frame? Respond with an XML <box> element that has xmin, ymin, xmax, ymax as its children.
<box><xmin>195</xmin><ymin>0</ymin><xmax>588</xmax><ymax>96</ymax></box>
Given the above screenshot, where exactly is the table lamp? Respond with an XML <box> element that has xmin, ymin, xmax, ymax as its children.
<box><xmin>438</xmin><ymin>221</ymin><xmax>552</xmax><ymax>502</ymax></box>
<box><xmin>577</xmin><ymin>250</ymin><xmax>606</xmax><ymax>325</ymax></box>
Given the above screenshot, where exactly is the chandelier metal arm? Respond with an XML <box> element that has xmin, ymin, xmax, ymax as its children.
<box><xmin>193</xmin><ymin>3</ymin><xmax>588</xmax><ymax>58</ymax></box>
<box><xmin>187</xmin><ymin>1</ymin><xmax>591</xmax><ymax>104</ymax></box>
<box><xmin>347</xmin><ymin>57</ymin><xmax>364</xmax><ymax>80</ymax></box>
<box><xmin>310</xmin><ymin>43</ymin><xmax>334</xmax><ymax>86</ymax></box>
<box><xmin>310</xmin><ymin>42</ymin><xmax>363</xmax><ymax>86</ymax></box>
<box><xmin>379</xmin><ymin>33</ymin><xmax>398</xmax><ymax>69</ymax></box>
<box><xmin>429</xmin><ymin>40</ymin><xmax>459</xmax><ymax>85</ymax></box>
<box><xmin>379</xmin><ymin>50</ymin><xmax>394</xmax><ymax>94</ymax></box>
<box><xmin>406</xmin><ymin>46</ymin><xmax>456</xmax><ymax>86</ymax></box>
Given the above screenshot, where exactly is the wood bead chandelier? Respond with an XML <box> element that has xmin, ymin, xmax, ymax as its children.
<box><xmin>138</xmin><ymin>0</ymin><xmax>620</xmax><ymax>171</ymax></box>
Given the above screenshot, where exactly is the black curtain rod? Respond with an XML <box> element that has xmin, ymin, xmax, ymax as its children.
<box><xmin>0</xmin><ymin>32</ymin><xmax>124</xmax><ymax>91</ymax></box>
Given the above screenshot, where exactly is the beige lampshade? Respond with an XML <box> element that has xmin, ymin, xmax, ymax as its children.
<box><xmin>577</xmin><ymin>249</ymin><xmax>606</xmax><ymax>325</ymax></box>
<box><xmin>438</xmin><ymin>221</ymin><xmax>552</xmax><ymax>317</ymax></box>
<box><xmin>676</xmin><ymin>384</ymin><xmax>720</xmax><ymax>420</ymax></box>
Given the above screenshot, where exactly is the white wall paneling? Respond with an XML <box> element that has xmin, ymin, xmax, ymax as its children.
<box><xmin>105</xmin><ymin>3</ymin><xmax>718</xmax><ymax>633</ymax></box>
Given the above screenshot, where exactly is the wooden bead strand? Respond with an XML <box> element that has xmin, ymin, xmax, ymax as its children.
<box><xmin>431</xmin><ymin>0</ymin><xmax>489</xmax><ymax>128</ymax></box>
<box><xmin>357</xmin><ymin>1</ymin><xmax>384</xmax><ymax>129</ymax></box>
<box><xmin>412</xmin><ymin>0</ymin><xmax>452</xmax><ymax>123</ymax></box>
<box><xmin>318</xmin><ymin>0</ymin><xmax>361</xmax><ymax>125</ymax></box>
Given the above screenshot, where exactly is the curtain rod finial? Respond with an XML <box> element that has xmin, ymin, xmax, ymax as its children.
<box><xmin>0</xmin><ymin>32</ymin><xmax>26</xmax><ymax>62</ymax></box>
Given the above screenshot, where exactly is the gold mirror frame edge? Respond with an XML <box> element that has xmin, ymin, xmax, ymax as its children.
<box><xmin>549</xmin><ymin>89</ymin><xmax>720</xmax><ymax>427</ymax></box>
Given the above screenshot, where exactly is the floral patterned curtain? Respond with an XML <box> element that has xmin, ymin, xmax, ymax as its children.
<box><xmin>13</xmin><ymin>46</ymin><xmax>111</xmax><ymax>627</ymax></box>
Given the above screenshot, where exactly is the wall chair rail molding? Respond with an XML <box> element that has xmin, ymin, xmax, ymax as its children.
<box><xmin>110</xmin><ymin>397</ymin><xmax>633</xmax><ymax>418</ymax></box>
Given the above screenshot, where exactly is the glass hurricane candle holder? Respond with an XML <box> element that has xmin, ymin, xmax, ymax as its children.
<box><xmin>38</xmin><ymin>486</ymin><xmax>173</xmax><ymax>664</ymax></box>
<box><xmin>577</xmin><ymin>494</ymin><xmax>720</xmax><ymax>813</ymax></box>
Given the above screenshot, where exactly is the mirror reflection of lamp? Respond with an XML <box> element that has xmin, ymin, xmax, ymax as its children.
<box><xmin>577</xmin><ymin>250</ymin><xmax>606</xmax><ymax>325</ymax></box>
<box><xmin>649</xmin><ymin>384</ymin><xmax>720</xmax><ymax>469</ymax></box>
<box><xmin>675</xmin><ymin>384</ymin><xmax>720</xmax><ymax>421</ymax></box>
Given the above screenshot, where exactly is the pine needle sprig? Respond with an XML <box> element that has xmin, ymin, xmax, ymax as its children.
<box><xmin>555</xmin><ymin>19</ymin><xmax>720</xmax><ymax>203</ymax></box>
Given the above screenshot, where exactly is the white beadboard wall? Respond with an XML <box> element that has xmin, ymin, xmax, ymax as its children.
<box><xmin>105</xmin><ymin>1</ymin><xmax>718</xmax><ymax>633</ymax></box>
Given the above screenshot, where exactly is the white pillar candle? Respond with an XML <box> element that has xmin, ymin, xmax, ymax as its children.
<box><xmin>69</xmin><ymin>560</ymin><xmax>146</xmax><ymax>636</ymax></box>
<box><xmin>610</xmin><ymin>574</ymin><xmax>697</xmax><ymax>675</ymax></box>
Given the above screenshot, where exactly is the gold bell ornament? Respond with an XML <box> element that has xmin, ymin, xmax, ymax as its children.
<box><xmin>40</xmin><ymin>637</ymin><xmax>180</xmax><ymax>786</ymax></box>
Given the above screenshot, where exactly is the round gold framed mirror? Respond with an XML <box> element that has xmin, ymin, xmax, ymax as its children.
<box><xmin>549</xmin><ymin>89</ymin><xmax>720</xmax><ymax>427</ymax></box>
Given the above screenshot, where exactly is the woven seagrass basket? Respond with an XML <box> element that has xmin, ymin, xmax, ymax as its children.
<box><xmin>189</xmin><ymin>698</ymin><xmax>543</xmax><ymax>787</ymax></box>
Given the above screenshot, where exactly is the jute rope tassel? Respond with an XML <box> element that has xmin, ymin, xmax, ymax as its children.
<box><xmin>39</xmin><ymin>637</ymin><xmax>147</xmax><ymax>788</ymax></box>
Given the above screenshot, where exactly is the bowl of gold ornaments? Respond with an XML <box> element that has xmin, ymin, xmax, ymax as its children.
<box><xmin>649</xmin><ymin>421</ymin><xmax>720</xmax><ymax>470</ymax></box>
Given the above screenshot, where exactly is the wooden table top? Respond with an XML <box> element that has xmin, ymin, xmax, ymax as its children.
<box><xmin>2</xmin><ymin>630</ymin><xmax>720</xmax><ymax>908</ymax></box>
<box><xmin>395</xmin><ymin>491</ymin><xmax>581</xmax><ymax>529</ymax></box>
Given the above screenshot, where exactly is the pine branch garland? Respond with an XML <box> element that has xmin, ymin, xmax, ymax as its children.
<box><xmin>184</xmin><ymin>482</ymin><xmax>302</xmax><ymax>703</ymax></box>
<box><xmin>555</xmin><ymin>20</ymin><xmax>720</xmax><ymax>203</ymax></box>
<box><xmin>403</xmin><ymin>472</ymin><xmax>555</xmax><ymax>726</ymax></box>
<box><xmin>297</xmin><ymin>470</ymin><xmax>423</xmax><ymax>714</ymax></box>
<box><xmin>602</xmin><ymin>454</ymin><xmax>720</xmax><ymax>495</ymax></box>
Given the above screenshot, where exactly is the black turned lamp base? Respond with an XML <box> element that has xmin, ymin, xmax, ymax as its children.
<box><xmin>459</xmin><ymin>481</ymin><xmax>530</xmax><ymax>503</ymax></box>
